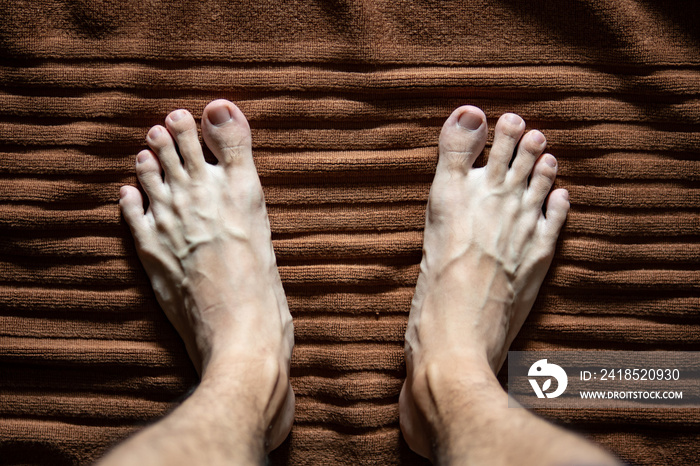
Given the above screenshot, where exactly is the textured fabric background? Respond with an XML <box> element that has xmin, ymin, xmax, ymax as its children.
<box><xmin>0</xmin><ymin>0</ymin><xmax>698</xmax><ymax>464</ymax></box>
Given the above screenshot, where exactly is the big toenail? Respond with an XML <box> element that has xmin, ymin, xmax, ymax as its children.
<box><xmin>505</xmin><ymin>113</ymin><xmax>522</xmax><ymax>125</ymax></box>
<box><xmin>458</xmin><ymin>111</ymin><xmax>483</xmax><ymax>130</ymax></box>
<box><xmin>532</xmin><ymin>131</ymin><xmax>546</xmax><ymax>145</ymax></box>
<box><xmin>208</xmin><ymin>105</ymin><xmax>233</xmax><ymax>126</ymax></box>
<box><xmin>170</xmin><ymin>110</ymin><xmax>187</xmax><ymax>122</ymax></box>
<box><xmin>546</xmin><ymin>155</ymin><xmax>557</xmax><ymax>167</ymax></box>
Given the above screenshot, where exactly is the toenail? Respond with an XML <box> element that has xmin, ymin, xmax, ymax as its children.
<box><xmin>563</xmin><ymin>189</ymin><xmax>570</xmax><ymax>201</ymax></box>
<box><xmin>147</xmin><ymin>126</ymin><xmax>163</xmax><ymax>140</ymax></box>
<box><xmin>170</xmin><ymin>110</ymin><xmax>187</xmax><ymax>122</ymax></box>
<box><xmin>505</xmin><ymin>113</ymin><xmax>523</xmax><ymax>126</ymax></box>
<box><xmin>532</xmin><ymin>131</ymin><xmax>546</xmax><ymax>145</ymax></box>
<box><xmin>208</xmin><ymin>105</ymin><xmax>233</xmax><ymax>126</ymax></box>
<box><xmin>136</xmin><ymin>152</ymin><xmax>150</xmax><ymax>164</ymax></box>
<box><xmin>545</xmin><ymin>155</ymin><xmax>557</xmax><ymax>168</ymax></box>
<box><xmin>458</xmin><ymin>111</ymin><xmax>483</xmax><ymax>130</ymax></box>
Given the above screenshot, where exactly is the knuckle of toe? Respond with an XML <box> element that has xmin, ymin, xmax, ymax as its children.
<box><xmin>172</xmin><ymin>128</ymin><xmax>198</xmax><ymax>144</ymax></box>
<box><xmin>541</xmin><ymin>166</ymin><xmax>557</xmax><ymax>180</ymax></box>
<box><xmin>502</xmin><ymin>129</ymin><xmax>521</xmax><ymax>140</ymax></box>
<box><xmin>155</xmin><ymin>216</ymin><xmax>174</xmax><ymax>233</ymax></box>
<box><xmin>525</xmin><ymin>142</ymin><xmax>545</xmax><ymax>156</ymax></box>
<box><xmin>244</xmin><ymin>186</ymin><xmax>266</xmax><ymax>209</ymax></box>
<box><xmin>135</xmin><ymin>163</ymin><xmax>155</xmax><ymax>177</ymax></box>
<box><xmin>499</xmin><ymin>122</ymin><xmax>524</xmax><ymax>138</ymax></box>
<box><xmin>221</xmin><ymin>144</ymin><xmax>249</xmax><ymax>163</ymax></box>
<box><xmin>236</xmin><ymin>172</ymin><xmax>263</xmax><ymax>194</ymax></box>
<box><xmin>439</xmin><ymin>150</ymin><xmax>471</xmax><ymax>171</ymax></box>
<box><xmin>252</xmin><ymin>189</ymin><xmax>266</xmax><ymax>206</ymax></box>
<box><xmin>170</xmin><ymin>190</ymin><xmax>186</xmax><ymax>207</ymax></box>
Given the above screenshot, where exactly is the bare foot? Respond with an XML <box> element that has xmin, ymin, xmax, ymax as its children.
<box><xmin>400</xmin><ymin>106</ymin><xmax>570</xmax><ymax>460</ymax></box>
<box><xmin>119</xmin><ymin>100</ymin><xmax>294</xmax><ymax>453</ymax></box>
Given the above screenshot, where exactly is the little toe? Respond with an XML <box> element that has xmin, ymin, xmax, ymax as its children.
<box><xmin>542</xmin><ymin>188</ymin><xmax>570</xmax><ymax>240</ymax></box>
<box><xmin>165</xmin><ymin>109</ymin><xmax>207</xmax><ymax>178</ymax></box>
<box><xmin>135</xmin><ymin>150</ymin><xmax>167</xmax><ymax>204</ymax></box>
<box><xmin>486</xmin><ymin>113</ymin><xmax>526</xmax><ymax>183</ymax></box>
<box><xmin>436</xmin><ymin>105</ymin><xmax>487</xmax><ymax>176</ymax></box>
<box><xmin>146</xmin><ymin>125</ymin><xmax>187</xmax><ymax>182</ymax></box>
<box><xmin>525</xmin><ymin>153</ymin><xmax>558</xmax><ymax>210</ymax></box>
<box><xmin>119</xmin><ymin>185</ymin><xmax>149</xmax><ymax>238</ymax></box>
<box><xmin>508</xmin><ymin>130</ymin><xmax>547</xmax><ymax>187</ymax></box>
<box><xmin>201</xmin><ymin>99</ymin><xmax>255</xmax><ymax>171</ymax></box>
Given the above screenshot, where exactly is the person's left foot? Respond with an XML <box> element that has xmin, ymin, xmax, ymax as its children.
<box><xmin>120</xmin><ymin>99</ymin><xmax>294</xmax><ymax>451</ymax></box>
<box><xmin>399</xmin><ymin>106</ymin><xmax>569</xmax><ymax>459</ymax></box>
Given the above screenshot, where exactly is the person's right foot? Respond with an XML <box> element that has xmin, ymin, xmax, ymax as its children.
<box><xmin>119</xmin><ymin>99</ymin><xmax>294</xmax><ymax>453</ymax></box>
<box><xmin>399</xmin><ymin>106</ymin><xmax>570</xmax><ymax>459</ymax></box>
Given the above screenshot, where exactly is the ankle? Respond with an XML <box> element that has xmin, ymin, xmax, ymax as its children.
<box><xmin>178</xmin><ymin>377</ymin><xmax>269</xmax><ymax>464</ymax></box>
<box><xmin>408</xmin><ymin>354</ymin><xmax>504</xmax><ymax>459</ymax></box>
<box><xmin>203</xmin><ymin>350</ymin><xmax>286</xmax><ymax>392</ymax></box>
<box><xmin>422</xmin><ymin>353</ymin><xmax>499</xmax><ymax>405</ymax></box>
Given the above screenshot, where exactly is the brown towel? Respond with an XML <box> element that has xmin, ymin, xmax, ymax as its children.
<box><xmin>0</xmin><ymin>1</ymin><xmax>698</xmax><ymax>464</ymax></box>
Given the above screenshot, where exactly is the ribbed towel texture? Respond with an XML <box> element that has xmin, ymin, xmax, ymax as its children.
<box><xmin>0</xmin><ymin>1</ymin><xmax>698</xmax><ymax>464</ymax></box>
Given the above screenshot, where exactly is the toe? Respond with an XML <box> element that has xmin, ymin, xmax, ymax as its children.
<box><xmin>146</xmin><ymin>125</ymin><xmax>187</xmax><ymax>182</ymax></box>
<box><xmin>119</xmin><ymin>185</ymin><xmax>149</xmax><ymax>237</ymax></box>
<box><xmin>507</xmin><ymin>130</ymin><xmax>547</xmax><ymax>187</ymax></box>
<box><xmin>542</xmin><ymin>188</ymin><xmax>570</xmax><ymax>239</ymax></box>
<box><xmin>135</xmin><ymin>150</ymin><xmax>167</xmax><ymax>204</ymax></box>
<box><xmin>486</xmin><ymin>113</ymin><xmax>525</xmax><ymax>183</ymax></box>
<box><xmin>201</xmin><ymin>99</ymin><xmax>255</xmax><ymax>171</ymax></box>
<box><xmin>165</xmin><ymin>109</ymin><xmax>207</xmax><ymax>178</ymax></box>
<box><xmin>436</xmin><ymin>105</ymin><xmax>487</xmax><ymax>176</ymax></box>
<box><xmin>525</xmin><ymin>154</ymin><xmax>558</xmax><ymax>210</ymax></box>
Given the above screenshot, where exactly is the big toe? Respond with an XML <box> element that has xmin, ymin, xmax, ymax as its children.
<box><xmin>201</xmin><ymin>99</ymin><xmax>255</xmax><ymax>171</ymax></box>
<box><xmin>436</xmin><ymin>105</ymin><xmax>487</xmax><ymax>176</ymax></box>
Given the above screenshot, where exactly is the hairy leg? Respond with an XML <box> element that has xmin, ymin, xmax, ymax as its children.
<box><xmin>400</xmin><ymin>106</ymin><xmax>620</xmax><ymax>465</ymax></box>
<box><xmin>100</xmin><ymin>100</ymin><xmax>294</xmax><ymax>465</ymax></box>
